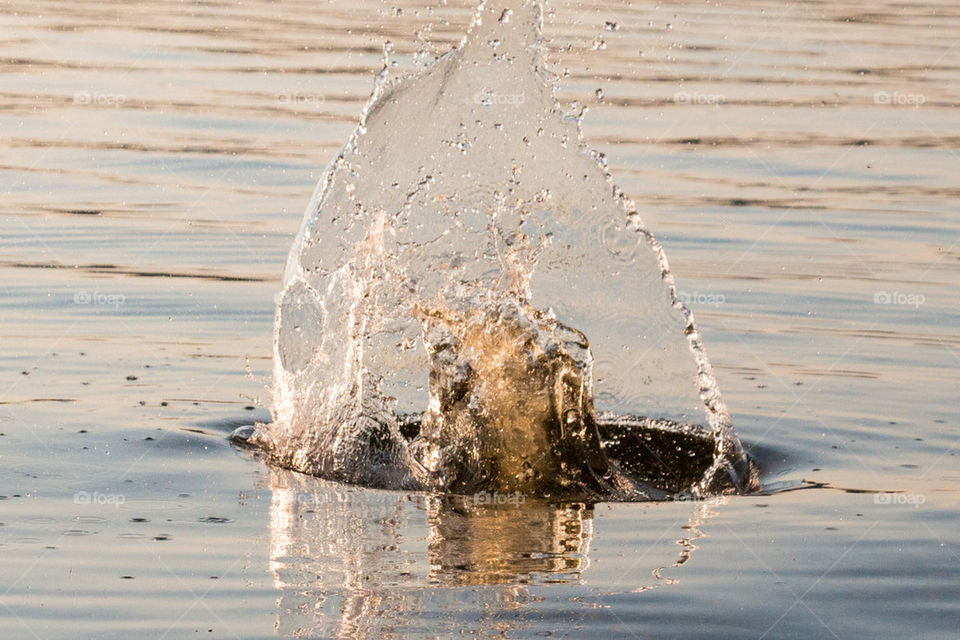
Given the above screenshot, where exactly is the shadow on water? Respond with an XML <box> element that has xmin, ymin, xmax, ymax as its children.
<box><xmin>205</xmin><ymin>412</ymin><xmax>877</xmax><ymax>502</ymax></box>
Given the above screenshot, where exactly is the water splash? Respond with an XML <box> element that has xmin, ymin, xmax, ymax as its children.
<box><xmin>243</xmin><ymin>0</ymin><xmax>756</xmax><ymax>499</ymax></box>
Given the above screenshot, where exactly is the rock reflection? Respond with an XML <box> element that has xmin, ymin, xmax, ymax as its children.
<box><xmin>265</xmin><ymin>467</ymin><xmax>717</xmax><ymax>638</ymax></box>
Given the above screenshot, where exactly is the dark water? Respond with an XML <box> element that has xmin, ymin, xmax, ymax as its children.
<box><xmin>1</xmin><ymin>0</ymin><xmax>958</xmax><ymax>637</ymax></box>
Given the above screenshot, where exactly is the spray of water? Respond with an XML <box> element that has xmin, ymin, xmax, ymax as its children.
<box><xmin>241</xmin><ymin>0</ymin><xmax>756</xmax><ymax>499</ymax></box>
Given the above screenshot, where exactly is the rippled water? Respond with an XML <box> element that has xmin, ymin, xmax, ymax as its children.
<box><xmin>1</xmin><ymin>0</ymin><xmax>958</xmax><ymax>638</ymax></box>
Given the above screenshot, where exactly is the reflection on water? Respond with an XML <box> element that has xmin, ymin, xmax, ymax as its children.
<box><xmin>265</xmin><ymin>467</ymin><xmax>719</xmax><ymax>637</ymax></box>
<box><xmin>267</xmin><ymin>471</ymin><xmax>415</xmax><ymax>638</ymax></box>
<box><xmin>425</xmin><ymin>496</ymin><xmax>594</xmax><ymax>587</ymax></box>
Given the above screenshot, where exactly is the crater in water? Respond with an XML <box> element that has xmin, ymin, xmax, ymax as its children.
<box><xmin>237</xmin><ymin>0</ymin><xmax>757</xmax><ymax>501</ymax></box>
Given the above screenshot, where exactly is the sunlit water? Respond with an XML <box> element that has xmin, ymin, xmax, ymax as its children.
<box><xmin>1</xmin><ymin>0</ymin><xmax>958</xmax><ymax>638</ymax></box>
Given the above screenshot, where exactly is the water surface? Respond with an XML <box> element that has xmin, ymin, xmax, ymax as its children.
<box><xmin>1</xmin><ymin>0</ymin><xmax>958</xmax><ymax>638</ymax></box>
